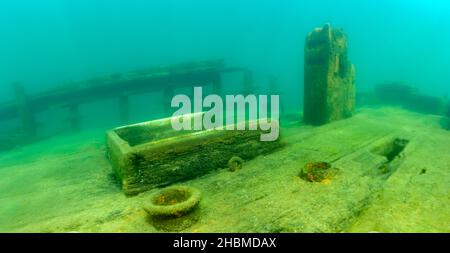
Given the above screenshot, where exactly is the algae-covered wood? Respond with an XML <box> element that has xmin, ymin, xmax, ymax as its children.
<box><xmin>106</xmin><ymin>114</ymin><xmax>283</xmax><ymax>196</ymax></box>
<box><xmin>304</xmin><ymin>23</ymin><xmax>356</xmax><ymax>125</ymax></box>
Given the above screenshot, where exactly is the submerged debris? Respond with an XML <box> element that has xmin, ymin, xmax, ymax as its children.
<box><xmin>371</xmin><ymin>137</ymin><xmax>409</xmax><ymax>177</ymax></box>
<box><xmin>304</xmin><ymin>23</ymin><xmax>356</xmax><ymax>126</ymax></box>
<box><xmin>144</xmin><ymin>185</ymin><xmax>201</xmax><ymax>217</ymax></box>
<box><xmin>380</xmin><ymin>138</ymin><xmax>409</xmax><ymax>162</ymax></box>
<box><xmin>364</xmin><ymin>83</ymin><xmax>447</xmax><ymax>115</ymax></box>
<box><xmin>374</xmin><ymin>83</ymin><xmax>416</xmax><ymax>101</ymax></box>
<box><xmin>144</xmin><ymin>185</ymin><xmax>201</xmax><ymax>231</ymax></box>
<box><xmin>298</xmin><ymin>161</ymin><xmax>339</xmax><ymax>183</ymax></box>
<box><xmin>107</xmin><ymin>114</ymin><xmax>282</xmax><ymax>196</ymax></box>
<box><xmin>228</xmin><ymin>156</ymin><xmax>244</xmax><ymax>172</ymax></box>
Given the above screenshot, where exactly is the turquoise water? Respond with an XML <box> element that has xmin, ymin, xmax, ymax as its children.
<box><xmin>1</xmin><ymin>0</ymin><xmax>449</xmax><ymax>104</ymax></box>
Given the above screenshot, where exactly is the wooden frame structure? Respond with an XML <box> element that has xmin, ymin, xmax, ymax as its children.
<box><xmin>0</xmin><ymin>59</ymin><xmax>252</xmax><ymax>139</ymax></box>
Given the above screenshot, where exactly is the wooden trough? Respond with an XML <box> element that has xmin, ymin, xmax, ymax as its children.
<box><xmin>106</xmin><ymin>113</ymin><xmax>283</xmax><ymax>196</ymax></box>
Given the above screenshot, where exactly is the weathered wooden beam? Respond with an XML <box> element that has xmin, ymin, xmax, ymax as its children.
<box><xmin>304</xmin><ymin>23</ymin><xmax>356</xmax><ymax>125</ymax></box>
<box><xmin>0</xmin><ymin>60</ymin><xmax>246</xmax><ymax>127</ymax></box>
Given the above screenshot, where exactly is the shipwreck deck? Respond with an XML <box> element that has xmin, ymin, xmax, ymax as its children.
<box><xmin>0</xmin><ymin>107</ymin><xmax>449</xmax><ymax>232</ymax></box>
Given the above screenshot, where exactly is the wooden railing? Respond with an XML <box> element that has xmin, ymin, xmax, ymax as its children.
<box><xmin>0</xmin><ymin>59</ymin><xmax>252</xmax><ymax>140</ymax></box>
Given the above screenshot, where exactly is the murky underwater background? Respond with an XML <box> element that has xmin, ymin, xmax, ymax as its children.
<box><xmin>1</xmin><ymin>0</ymin><xmax>450</xmax><ymax>130</ymax></box>
<box><xmin>0</xmin><ymin>0</ymin><xmax>449</xmax><ymax>232</ymax></box>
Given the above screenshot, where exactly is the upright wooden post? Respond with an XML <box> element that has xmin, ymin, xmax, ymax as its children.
<box><xmin>119</xmin><ymin>95</ymin><xmax>130</xmax><ymax>124</ymax></box>
<box><xmin>12</xmin><ymin>82</ymin><xmax>36</xmax><ymax>138</ymax></box>
<box><xmin>304</xmin><ymin>23</ymin><xmax>356</xmax><ymax>125</ymax></box>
